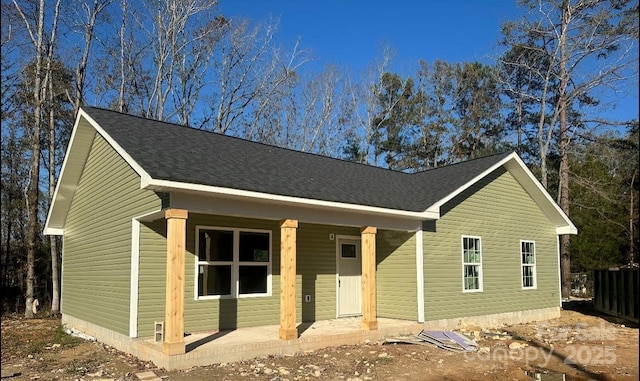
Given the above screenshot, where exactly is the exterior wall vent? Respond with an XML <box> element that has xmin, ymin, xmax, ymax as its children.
<box><xmin>154</xmin><ymin>321</ymin><xmax>164</xmax><ymax>342</ymax></box>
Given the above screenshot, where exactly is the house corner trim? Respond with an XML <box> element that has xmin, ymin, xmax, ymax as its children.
<box><xmin>129</xmin><ymin>219</ymin><xmax>141</xmax><ymax>338</ymax></box>
<box><xmin>415</xmin><ymin>229</ymin><xmax>425</xmax><ymax>323</ymax></box>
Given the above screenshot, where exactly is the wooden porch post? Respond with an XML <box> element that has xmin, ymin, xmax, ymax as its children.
<box><xmin>361</xmin><ymin>226</ymin><xmax>378</xmax><ymax>330</ymax></box>
<box><xmin>279</xmin><ymin>219</ymin><xmax>298</xmax><ymax>340</ymax></box>
<box><xmin>163</xmin><ymin>209</ymin><xmax>188</xmax><ymax>355</ymax></box>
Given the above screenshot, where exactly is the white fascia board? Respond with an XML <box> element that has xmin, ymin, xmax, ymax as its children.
<box><xmin>44</xmin><ymin>227</ymin><xmax>64</xmax><ymax>236</ymax></box>
<box><xmin>505</xmin><ymin>154</ymin><xmax>577</xmax><ymax>235</ymax></box>
<box><xmin>44</xmin><ymin>110</ymin><xmax>93</xmax><ymax>234</ymax></box>
<box><xmin>145</xmin><ymin>178</ymin><xmax>440</xmax><ymax>221</ymax></box>
<box><xmin>81</xmin><ymin>110</ymin><xmax>150</xmax><ymax>180</ymax></box>
<box><xmin>171</xmin><ymin>192</ymin><xmax>425</xmax><ymax>231</ymax></box>
<box><xmin>425</xmin><ymin>152</ymin><xmax>577</xmax><ymax>235</ymax></box>
<box><xmin>44</xmin><ymin>108</ymin><xmax>153</xmax><ymax>234</ymax></box>
<box><xmin>556</xmin><ymin>225</ymin><xmax>578</xmax><ymax>235</ymax></box>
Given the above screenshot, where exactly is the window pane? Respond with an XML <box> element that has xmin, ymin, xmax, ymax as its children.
<box><xmin>239</xmin><ymin>266</ymin><xmax>268</xmax><ymax>294</ymax></box>
<box><xmin>522</xmin><ymin>266</ymin><xmax>534</xmax><ymax>288</ymax></box>
<box><xmin>522</xmin><ymin>252</ymin><xmax>535</xmax><ymax>264</ymax></box>
<box><xmin>464</xmin><ymin>250</ymin><xmax>479</xmax><ymax>263</ymax></box>
<box><xmin>199</xmin><ymin>230</ymin><xmax>233</xmax><ymax>261</ymax></box>
<box><xmin>463</xmin><ymin>238</ymin><xmax>480</xmax><ymax>263</ymax></box>
<box><xmin>521</xmin><ymin>242</ymin><xmax>535</xmax><ymax>264</ymax></box>
<box><xmin>464</xmin><ymin>237</ymin><xmax>477</xmax><ymax>251</ymax></box>
<box><xmin>464</xmin><ymin>249</ymin><xmax>481</xmax><ymax>263</ymax></box>
<box><xmin>239</xmin><ymin>232</ymin><xmax>270</xmax><ymax>262</ymax></box>
<box><xmin>522</xmin><ymin>266</ymin><xmax>533</xmax><ymax>287</ymax></box>
<box><xmin>464</xmin><ymin>265</ymin><xmax>480</xmax><ymax>290</ymax></box>
<box><xmin>198</xmin><ymin>265</ymin><xmax>231</xmax><ymax>296</ymax></box>
<box><xmin>341</xmin><ymin>243</ymin><xmax>357</xmax><ymax>258</ymax></box>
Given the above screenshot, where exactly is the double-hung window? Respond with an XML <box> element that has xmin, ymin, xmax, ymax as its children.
<box><xmin>196</xmin><ymin>226</ymin><xmax>271</xmax><ymax>299</ymax></box>
<box><xmin>521</xmin><ymin>240</ymin><xmax>536</xmax><ymax>289</ymax></box>
<box><xmin>462</xmin><ymin>236</ymin><xmax>482</xmax><ymax>292</ymax></box>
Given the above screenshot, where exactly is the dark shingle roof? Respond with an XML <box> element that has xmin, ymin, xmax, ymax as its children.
<box><xmin>84</xmin><ymin>106</ymin><xmax>511</xmax><ymax>212</ymax></box>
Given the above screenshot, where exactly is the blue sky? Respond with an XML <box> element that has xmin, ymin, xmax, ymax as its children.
<box><xmin>220</xmin><ymin>0</ymin><xmax>521</xmax><ymax>70</ymax></box>
<box><xmin>219</xmin><ymin>0</ymin><xmax>639</xmax><ymax>125</ymax></box>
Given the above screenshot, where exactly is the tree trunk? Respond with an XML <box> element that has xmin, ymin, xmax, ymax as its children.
<box><xmin>20</xmin><ymin>0</ymin><xmax>47</xmax><ymax>319</ymax></box>
<box><xmin>15</xmin><ymin>0</ymin><xmax>62</xmax><ymax>318</ymax></box>
<box><xmin>558</xmin><ymin>0</ymin><xmax>571</xmax><ymax>299</ymax></box>
<box><xmin>630</xmin><ymin>170</ymin><xmax>637</xmax><ymax>264</ymax></box>
<box><xmin>25</xmin><ymin>117</ymin><xmax>40</xmax><ymax>319</ymax></box>
<box><xmin>49</xmin><ymin>75</ymin><xmax>60</xmax><ymax>315</ymax></box>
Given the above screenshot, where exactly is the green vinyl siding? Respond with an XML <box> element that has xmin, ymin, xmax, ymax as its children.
<box><xmin>377</xmin><ymin>231</ymin><xmax>417</xmax><ymax>320</ymax></box>
<box><xmin>423</xmin><ymin>166</ymin><xmax>560</xmax><ymax>321</ymax></box>
<box><xmin>184</xmin><ymin>214</ymin><xmax>282</xmax><ymax>332</ymax></box>
<box><xmin>298</xmin><ymin>224</ymin><xmax>360</xmax><ymax>322</ymax></box>
<box><xmin>137</xmin><ymin>219</ymin><xmax>167</xmax><ymax>336</ymax></box>
<box><xmin>62</xmin><ymin>133</ymin><xmax>164</xmax><ymax>335</ymax></box>
<box><xmin>137</xmin><ymin>214</ymin><xmax>361</xmax><ymax>336</ymax></box>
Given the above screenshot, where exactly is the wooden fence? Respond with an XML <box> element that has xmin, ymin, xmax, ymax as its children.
<box><xmin>593</xmin><ymin>267</ymin><xmax>639</xmax><ymax>323</ymax></box>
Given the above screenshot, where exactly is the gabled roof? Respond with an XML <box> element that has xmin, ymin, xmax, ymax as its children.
<box><xmin>45</xmin><ymin>106</ymin><xmax>577</xmax><ymax>235</ymax></box>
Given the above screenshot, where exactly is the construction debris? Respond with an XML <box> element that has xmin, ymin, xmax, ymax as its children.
<box><xmin>385</xmin><ymin>330</ymin><xmax>478</xmax><ymax>352</ymax></box>
<box><xmin>526</xmin><ymin>370</ymin><xmax>566</xmax><ymax>381</ymax></box>
<box><xmin>65</xmin><ymin>327</ymin><xmax>96</xmax><ymax>341</ymax></box>
<box><xmin>1</xmin><ymin>368</ymin><xmax>21</xmax><ymax>379</ymax></box>
<box><xmin>417</xmin><ymin>330</ymin><xmax>478</xmax><ymax>351</ymax></box>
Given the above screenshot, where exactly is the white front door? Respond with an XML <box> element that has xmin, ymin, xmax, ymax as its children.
<box><xmin>337</xmin><ymin>238</ymin><xmax>362</xmax><ymax>317</ymax></box>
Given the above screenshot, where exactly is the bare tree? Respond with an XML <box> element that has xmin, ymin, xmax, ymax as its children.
<box><xmin>12</xmin><ymin>0</ymin><xmax>62</xmax><ymax>318</ymax></box>
<box><xmin>143</xmin><ymin>0</ymin><xmax>219</xmax><ymax>121</ymax></box>
<box><xmin>243</xmin><ymin>37</ymin><xmax>309</xmax><ymax>139</ymax></box>
<box><xmin>46</xmin><ymin>68</ymin><xmax>59</xmax><ymax>315</ymax></box>
<box><xmin>254</xmin><ymin>64</ymin><xmax>350</xmax><ymax>156</ymax></box>
<box><xmin>1</xmin><ymin>5</ymin><xmax>20</xmax><ymax>122</ymax></box>
<box><xmin>343</xmin><ymin>44</ymin><xmax>394</xmax><ymax>164</ymax></box>
<box><xmin>206</xmin><ymin>17</ymin><xmax>311</xmax><ymax>134</ymax></box>
<box><xmin>98</xmin><ymin>0</ymin><xmax>148</xmax><ymax>113</ymax></box>
<box><xmin>209</xmin><ymin>17</ymin><xmax>274</xmax><ymax>133</ymax></box>
<box><xmin>66</xmin><ymin>0</ymin><xmax>112</xmax><ymax>114</ymax></box>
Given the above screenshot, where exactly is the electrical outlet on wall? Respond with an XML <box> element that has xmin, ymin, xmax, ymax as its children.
<box><xmin>304</xmin><ymin>295</ymin><xmax>311</xmax><ymax>302</ymax></box>
<box><xmin>329</xmin><ymin>233</ymin><xmax>335</xmax><ymax>241</ymax></box>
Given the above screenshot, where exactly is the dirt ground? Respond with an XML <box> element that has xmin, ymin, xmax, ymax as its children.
<box><xmin>1</xmin><ymin>303</ymin><xmax>638</xmax><ymax>381</ymax></box>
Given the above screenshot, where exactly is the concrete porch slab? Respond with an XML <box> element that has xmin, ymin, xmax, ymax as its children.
<box><xmin>134</xmin><ymin>317</ymin><xmax>422</xmax><ymax>370</ymax></box>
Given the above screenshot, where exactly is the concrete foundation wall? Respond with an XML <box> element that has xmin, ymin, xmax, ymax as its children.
<box><xmin>421</xmin><ymin>306</ymin><xmax>561</xmax><ymax>330</ymax></box>
<box><xmin>62</xmin><ymin>314</ymin><xmax>134</xmax><ymax>352</ymax></box>
<box><xmin>63</xmin><ymin>306</ymin><xmax>559</xmax><ymax>370</ymax></box>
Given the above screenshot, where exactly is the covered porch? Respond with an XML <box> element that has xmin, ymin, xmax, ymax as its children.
<box><xmin>134</xmin><ymin>316</ymin><xmax>422</xmax><ymax>370</ymax></box>
<box><xmin>161</xmin><ymin>207</ymin><xmax>384</xmax><ymax>355</ymax></box>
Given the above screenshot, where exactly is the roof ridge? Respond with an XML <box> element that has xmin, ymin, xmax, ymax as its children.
<box><xmin>411</xmin><ymin>151</ymin><xmax>513</xmax><ymax>176</ymax></box>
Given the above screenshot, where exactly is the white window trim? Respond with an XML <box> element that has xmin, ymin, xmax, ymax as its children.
<box><xmin>194</xmin><ymin>225</ymin><xmax>272</xmax><ymax>300</ymax></box>
<box><xmin>461</xmin><ymin>235</ymin><xmax>483</xmax><ymax>293</ymax></box>
<box><xmin>520</xmin><ymin>240</ymin><xmax>537</xmax><ymax>290</ymax></box>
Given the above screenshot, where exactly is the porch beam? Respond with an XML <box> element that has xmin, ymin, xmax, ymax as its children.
<box><xmin>163</xmin><ymin>208</ymin><xmax>188</xmax><ymax>355</ymax></box>
<box><xmin>361</xmin><ymin>226</ymin><xmax>378</xmax><ymax>330</ymax></box>
<box><xmin>279</xmin><ymin>219</ymin><xmax>298</xmax><ymax>340</ymax></box>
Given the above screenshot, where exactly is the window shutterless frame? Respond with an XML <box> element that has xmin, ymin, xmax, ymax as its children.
<box><xmin>195</xmin><ymin>225</ymin><xmax>272</xmax><ymax>300</ymax></box>
<box><xmin>520</xmin><ymin>240</ymin><xmax>537</xmax><ymax>289</ymax></box>
<box><xmin>461</xmin><ymin>235</ymin><xmax>483</xmax><ymax>292</ymax></box>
